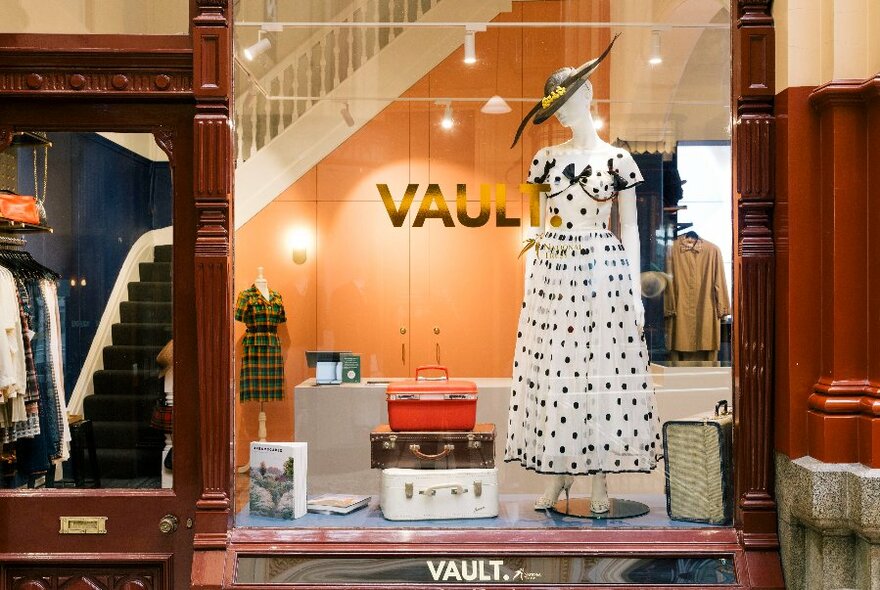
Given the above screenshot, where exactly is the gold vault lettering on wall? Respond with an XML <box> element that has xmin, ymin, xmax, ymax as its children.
<box><xmin>378</xmin><ymin>183</ymin><xmax>548</xmax><ymax>227</ymax></box>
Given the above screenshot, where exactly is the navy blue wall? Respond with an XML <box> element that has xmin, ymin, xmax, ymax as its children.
<box><xmin>18</xmin><ymin>133</ymin><xmax>172</xmax><ymax>396</ymax></box>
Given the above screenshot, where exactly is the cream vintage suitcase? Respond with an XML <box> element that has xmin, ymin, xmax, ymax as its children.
<box><xmin>663</xmin><ymin>400</ymin><xmax>734</xmax><ymax>525</ymax></box>
<box><xmin>380</xmin><ymin>468</ymin><xmax>499</xmax><ymax>521</ymax></box>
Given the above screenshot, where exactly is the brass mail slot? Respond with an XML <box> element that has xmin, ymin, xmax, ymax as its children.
<box><xmin>59</xmin><ymin>516</ymin><xmax>107</xmax><ymax>535</ymax></box>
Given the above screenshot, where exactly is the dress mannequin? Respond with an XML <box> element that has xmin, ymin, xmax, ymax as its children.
<box><xmin>505</xmin><ymin>71</ymin><xmax>661</xmax><ymax>515</ymax></box>
<box><xmin>252</xmin><ymin>267</ymin><xmax>270</xmax><ymax>443</ymax></box>
<box><xmin>235</xmin><ymin>267</ymin><xmax>288</xmax><ymax>473</ymax></box>
<box><xmin>537</xmin><ymin>81</ymin><xmax>641</xmax><ymax>513</ymax></box>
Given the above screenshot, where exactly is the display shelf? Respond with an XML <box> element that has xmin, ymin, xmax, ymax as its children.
<box><xmin>0</xmin><ymin>218</ymin><xmax>52</xmax><ymax>233</ymax></box>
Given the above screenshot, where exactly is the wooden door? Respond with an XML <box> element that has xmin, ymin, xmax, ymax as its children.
<box><xmin>316</xmin><ymin>200</ymin><xmax>410</xmax><ymax>377</ymax></box>
<box><xmin>0</xmin><ymin>102</ymin><xmax>201</xmax><ymax>590</ymax></box>
<box><xmin>409</xmin><ymin>198</ymin><xmax>524</xmax><ymax>377</ymax></box>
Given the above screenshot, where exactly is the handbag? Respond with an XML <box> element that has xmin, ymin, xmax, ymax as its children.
<box><xmin>0</xmin><ymin>190</ymin><xmax>40</xmax><ymax>225</ymax></box>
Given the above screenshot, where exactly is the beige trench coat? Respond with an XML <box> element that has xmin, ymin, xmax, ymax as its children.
<box><xmin>664</xmin><ymin>236</ymin><xmax>730</xmax><ymax>352</ymax></box>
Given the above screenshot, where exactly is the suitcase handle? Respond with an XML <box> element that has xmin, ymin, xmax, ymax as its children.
<box><xmin>715</xmin><ymin>400</ymin><xmax>729</xmax><ymax>416</ymax></box>
<box><xmin>414</xmin><ymin>365</ymin><xmax>449</xmax><ymax>381</ymax></box>
<box><xmin>419</xmin><ymin>483</ymin><xmax>467</xmax><ymax>496</ymax></box>
<box><xmin>409</xmin><ymin>444</ymin><xmax>454</xmax><ymax>461</ymax></box>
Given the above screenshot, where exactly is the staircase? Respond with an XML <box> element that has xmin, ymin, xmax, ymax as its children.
<box><xmin>82</xmin><ymin>244</ymin><xmax>172</xmax><ymax>481</ymax></box>
<box><xmin>234</xmin><ymin>0</ymin><xmax>512</xmax><ymax>228</ymax></box>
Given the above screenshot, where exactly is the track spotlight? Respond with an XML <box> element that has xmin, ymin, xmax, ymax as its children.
<box><xmin>441</xmin><ymin>103</ymin><xmax>454</xmax><ymax>130</ymax></box>
<box><xmin>463</xmin><ymin>29</ymin><xmax>476</xmax><ymax>64</ymax></box>
<box><xmin>649</xmin><ymin>30</ymin><xmax>663</xmax><ymax>66</ymax></box>
<box><xmin>244</xmin><ymin>36</ymin><xmax>272</xmax><ymax>61</ymax></box>
<box><xmin>340</xmin><ymin>102</ymin><xmax>355</xmax><ymax>127</ymax></box>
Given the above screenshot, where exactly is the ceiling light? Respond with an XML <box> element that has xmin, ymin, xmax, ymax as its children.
<box><xmin>441</xmin><ymin>103</ymin><xmax>454</xmax><ymax>129</ymax></box>
<box><xmin>649</xmin><ymin>30</ymin><xmax>662</xmax><ymax>66</ymax></box>
<box><xmin>481</xmin><ymin>95</ymin><xmax>511</xmax><ymax>115</ymax></box>
<box><xmin>243</xmin><ymin>36</ymin><xmax>271</xmax><ymax>61</ymax></box>
<box><xmin>463</xmin><ymin>29</ymin><xmax>476</xmax><ymax>64</ymax></box>
<box><xmin>340</xmin><ymin>102</ymin><xmax>355</xmax><ymax>127</ymax></box>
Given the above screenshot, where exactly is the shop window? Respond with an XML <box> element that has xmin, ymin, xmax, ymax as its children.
<box><xmin>232</xmin><ymin>0</ymin><xmax>734</xmax><ymax>539</ymax></box>
<box><xmin>0</xmin><ymin>132</ymin><xmax>173</xmax><ymax>490</ymax></box>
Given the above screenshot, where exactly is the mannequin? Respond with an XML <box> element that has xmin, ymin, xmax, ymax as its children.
<box><xmin>505</xmin><ymin>38</ymin><xmax>662</xmax><ymax>517</ymax></box>
<box><xmin>253</xmin><ymin>266</ymin><xmax>269</xmax><ymax>443</ymax></box>
<box><xmin>235</xmin><ymin>267</ymin><xmax>288</xmax><ymax>473</ymax></box>
<box><xmin>254</xmin><ymin>266</ymin><xmax>270</xmax><ymax>303</ymax></box>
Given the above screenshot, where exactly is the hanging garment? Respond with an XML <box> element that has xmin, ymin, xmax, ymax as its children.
<box><xmin>235</xmin><ymin>285</ymin><xmax>287</xmax><ymax>402</ymax></box>
<box><xmin>505</xmin><ymin>146</ymin><xmax>662</xmax><ymax>476</ymax></box>
<box><xmin>0</xmin><ymin>268</ymin><xmax>30</xmax><ymax>443</ymax></box>
<box><xmin>11</xmin><ymin>281</ymin><xmax>40</xmax><ymax>440</ymax></box>
<box><xmin>15</xmin><ymin>281</ymin><xmax>64</xmax><ymax>473</ymax></box>
<box><xmin>664</xmin><ymin>236</ymin><xmax>730</xmax><ymax>353</ymax></box>
<box><xmin>42</xmin><ymin>280</ymin><xmax>70</xmax><ymax>461</ymax></box>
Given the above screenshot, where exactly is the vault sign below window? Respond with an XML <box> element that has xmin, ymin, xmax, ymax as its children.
<box><xmin>235</xmin><ymin>555</ymin><xmax>737</xmax><ymax>585</ymax></box>
<box><xmin>379</xmin><ymin>183</ymin><xmax>549</xmax><ymax>228</ymax></box>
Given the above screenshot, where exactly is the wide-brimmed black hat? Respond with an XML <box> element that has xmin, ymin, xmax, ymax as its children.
<box><xmin>511</xmin><ymin>34</ymin><xmax>619</xmax><ymax>148</ymax></box>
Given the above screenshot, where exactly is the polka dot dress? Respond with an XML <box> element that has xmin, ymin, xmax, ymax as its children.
<box><xmin>504</xmin><ymin>146</ymin><xmax>663</xmax><ymax>475</ymax></box>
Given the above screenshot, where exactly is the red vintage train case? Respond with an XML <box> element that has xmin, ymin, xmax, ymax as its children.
<box><xmin>386</xmin><ymin>365</ymin><xmax>478</xmax><ymax>432</ymax></box>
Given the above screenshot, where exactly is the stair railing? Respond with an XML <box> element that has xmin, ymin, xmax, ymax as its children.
<box><xmin>235</xmin><ymin>0</ymin><xmax>443</xmax><ymax>164</ymax></box>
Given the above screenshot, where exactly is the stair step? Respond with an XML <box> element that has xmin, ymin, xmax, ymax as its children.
<box><xmin>153</xmin><ymin>244</ymin><xmax>173</xmax><ymax>263</ymax></box>
<box><xmin>127</xmin><ymin>282</ymin><xmax>172</xmax><ymax>302</ymax></box>
<box><xmin>95</xmin><ymin>447</ymin><xmax>162</xmax><ymax>479</ymax></box>
<box><xmin>138</xmin><ymin>262</ymin><xmax>171</xmax><ymax>282</ymax></box>
<box><xmin>102</xmin><ymin>345</ymin><xmax>164</xmax><ymax>371</ymax></box>
<box><xmin>92</xmin><ymin>421</ymin><xmax>165</xmax><ymax>449</ymax></box>
<box><xmin>120</xmin><ymin>301</ymin><xmax>172</xmax><ymax>323</ymax></box>
<box><xmin>84</xmin><ymin>393</ymin><xmax>156</xmax><ymax>422</ymax></box>
<box><xmin>111</xmin><ymin>323</ymin><xmax>172</xmax><ymax>347</ymax></box>
<box><xmin>93</xmin><ymin>369</ymin><xmax>162</xmax><ymax>397</ymax></box>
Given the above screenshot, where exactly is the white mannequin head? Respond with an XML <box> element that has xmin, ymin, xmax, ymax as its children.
<box><xmin>554</xmin><ymin>80</ymin><xmax>593</xmax><ymax>128</ymax></box>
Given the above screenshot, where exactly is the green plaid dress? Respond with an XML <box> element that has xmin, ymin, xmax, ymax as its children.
<box><xmin>235</xmin><ymin>285</ymin><xmax>287</xmax><ymax>402</ymax></box>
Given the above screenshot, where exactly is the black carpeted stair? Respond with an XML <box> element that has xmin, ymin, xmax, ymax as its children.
<box><xmin>83</xmin><ymin>244</ymin><xmax>172</xmax><ymax>481</ymax></box>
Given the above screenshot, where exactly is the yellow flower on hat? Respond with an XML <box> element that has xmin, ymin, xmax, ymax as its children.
<box><xmin>541</xmin><ymin>85</ymin><xmax>567</xmax><ymax>109</ymax></box>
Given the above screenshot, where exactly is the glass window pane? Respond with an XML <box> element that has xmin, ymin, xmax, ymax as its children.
<box><xmin>232</xmin><ymin>0</ymin><xmax>733</xmax><ymax>531</ymax></box>
<box><xmin>0</xmin><ymin>132</ymin><xmax>173</xmax><ymax>490</ymax></box>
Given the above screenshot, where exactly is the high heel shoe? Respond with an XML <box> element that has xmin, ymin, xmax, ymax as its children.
<box><xmin>590</xmin><ymin>497</ymin><xmax>610</xmax><ymax>514</ymax></box>
<box><xmin>534</xmin><ymin>475</ymin><xmax>575</xmax><ymax>510</ymax></box>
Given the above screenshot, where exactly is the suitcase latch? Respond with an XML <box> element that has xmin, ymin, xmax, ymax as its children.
<box><xmin>383</xmin><ymin>435</ymin><xmax>398</xmax><ymax>450</ymax></box>
<box><xmin>405</xmin><ymin>482</ymin><xmax>413</xmax><ymax>499</ymax></box>
<box><xmin>473</xmin><ymin>481</ymin><xmax>483</xmax><ymax>498</ymax></box>
<box><xmin>467</xmin><ymin>433</ymin><xmax>481</xmax><ymax>449</ymax></box>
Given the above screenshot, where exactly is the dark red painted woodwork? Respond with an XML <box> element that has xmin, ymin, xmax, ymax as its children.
<box><xmin>191</xmin><ymin>0</ymin><xmax>234</xmax><ymax>583</ymax></box>
<box><xmin>799</xmin><ymin>78</ymin><xmax>880</xmax><ymax>467</ymax></box>
<box><xmin>774</xmin><ymin>87</ymin><xmax>821</xmax><ymax>460</ymax></box>
<box><xmin>731</xmin><ymin>1</ymin><xmax>783</xmax><ymax>583</ymax></box>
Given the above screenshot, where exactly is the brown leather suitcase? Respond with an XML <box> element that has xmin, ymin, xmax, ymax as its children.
<box><xmin>370</xmin><ymin>424</ymin><xmax>495</xmax><ymax>469</ymax></box>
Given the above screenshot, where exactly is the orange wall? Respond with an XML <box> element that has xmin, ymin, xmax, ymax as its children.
<box><xmin>234</xmin><ymin>1</ymin><xmax>612</xmax><ymax>462</ymax></box>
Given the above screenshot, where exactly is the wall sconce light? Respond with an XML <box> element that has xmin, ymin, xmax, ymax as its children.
<box><xmin>648</xmin><ymin>30</ymin><xmax>663</xmax><ymax>66</ymax></box>
<box><xmin>287</xmin><ymin>228</ymin><xmax>310</xmax><ymax>264</ymax></box>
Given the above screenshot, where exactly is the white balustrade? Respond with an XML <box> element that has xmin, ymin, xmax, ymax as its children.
<box><xmin>235</xmin><ymin>0</ymin><xmax>445</xmax><ymax>163</ymax></box>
